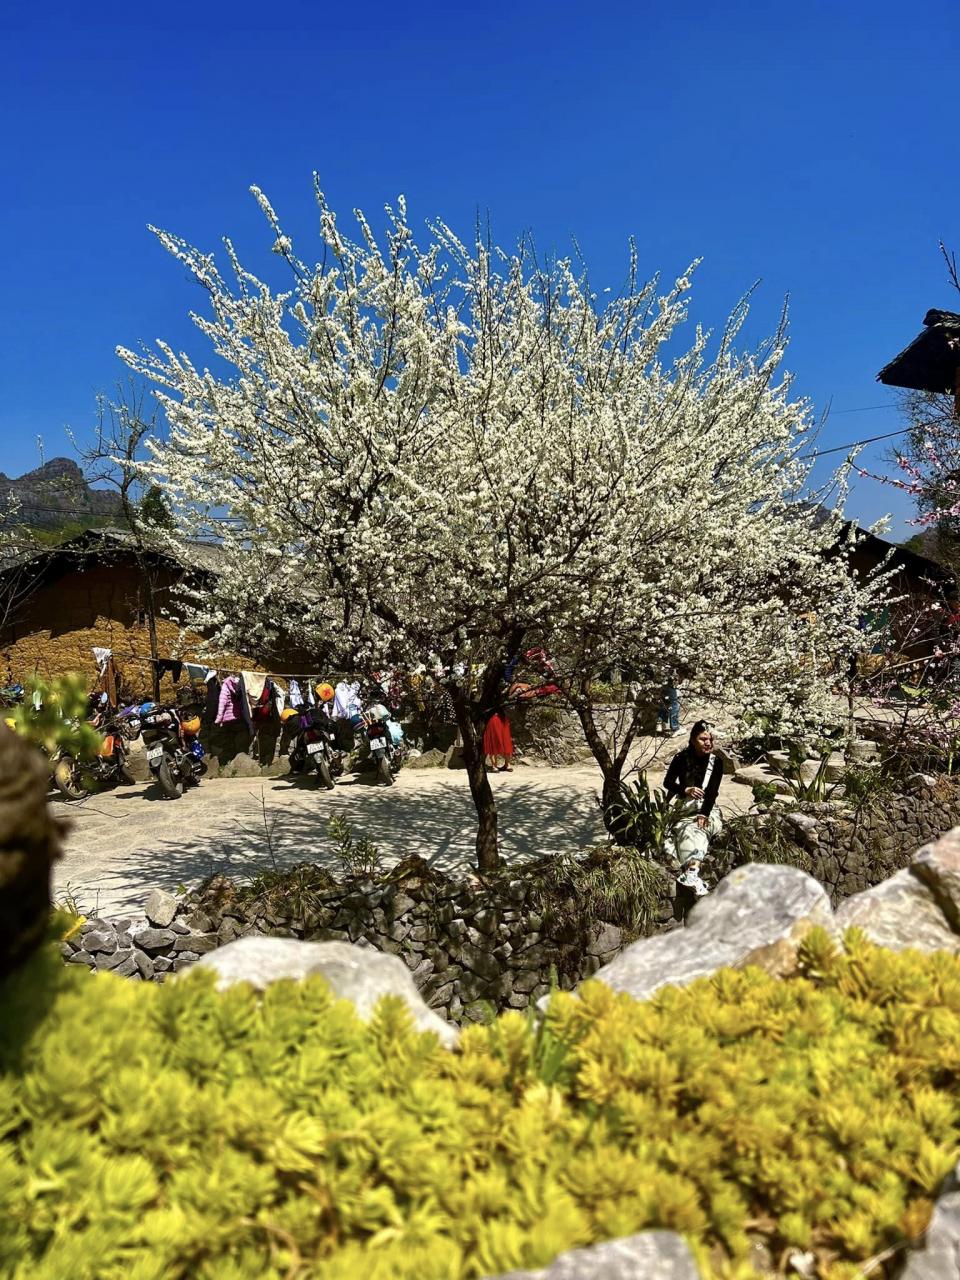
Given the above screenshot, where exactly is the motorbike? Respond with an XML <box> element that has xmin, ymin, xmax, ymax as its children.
<box><xmin>53</xmin><ymin>703</ymin><xmax>142</xmax><ymax>800</ymax></box>
<box><xmin>287</xmin><ymin>707</ymin><xmax>344</xmax><ymax>789</ymax></box>
<box><xmin>360</xmin><ymin>702</ymin><xmax>405</xmax><ymax>786</ymax></box>
<box><xmin>139</xmin><ymin>702</ymin><xmax>205</xmax><ymax>799</ymax></box>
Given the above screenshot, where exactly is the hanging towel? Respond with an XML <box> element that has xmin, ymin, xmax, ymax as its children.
<box><xmin>241</xmin><ymin>671</ymin><xmax>268</xmax><ymax>704</ymax></box>
<box><xmin>92</xmin><ymin>647</ymin><xmax>112</xmax><ymax>674</ymax></box>
<box><xmin>185</xmin><ymin>662</ymin><xmax>207</xmax><ymax>682</ymax></box>
<box><xmin>307</xmin><ymin>682</ymin><xmax>316</xmax><ymax>706</ymax></box>
<box><xmin>274</xmin><ymin>685</ymin><xmax>286</xmax><ymax>717</ymax></box>
<box><xmin>288</xmin><ymin>679</ymin><xmax>304</xmax><ymax>708</ymax></box>
<box><xmin>333</xmin><ymin>680</ymin><xmax>362</xmax><ymax>720</ymax></box>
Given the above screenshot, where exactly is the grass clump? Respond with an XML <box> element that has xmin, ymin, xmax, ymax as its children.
<box><xmin>2</xmin><ymin>926</ymin><xmax>958</xmax><ymax>1278</ymax></box>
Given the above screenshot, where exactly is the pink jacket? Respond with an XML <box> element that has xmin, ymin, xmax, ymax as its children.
<box><xmin>215</xmin><ymin>676</ymin><xmax>243</xmax><ymax>726</ymax></box>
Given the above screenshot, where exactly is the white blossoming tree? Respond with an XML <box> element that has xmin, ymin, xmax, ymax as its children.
<box><xmin>121</xmin><ymin>182</ymin><xmax>884</xmax><ymax>870</ymax></box>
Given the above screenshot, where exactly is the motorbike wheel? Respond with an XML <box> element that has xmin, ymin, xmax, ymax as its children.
<box><xmin>317</xmin><ymin>757</ymin><xmax>335</xmax><ymax>790</ymax></box>
<box><xmin>376</xmin><ymin>754</ymin><xmax>393</xmax><ymax>786</ymax></box>
<box><xmin>118</xmin><ymin>763</ymin><xmax>136</xmax><ymax>786</ymax></box>
<box><xmin>54</xmin><ymin>756</ymin><xmax>88</xmax><ymax>800</ymax></box>
<box><xmin>157</xmin><ymin>756</ymin><xmax>184</xmax><ymax>799</ymax></box>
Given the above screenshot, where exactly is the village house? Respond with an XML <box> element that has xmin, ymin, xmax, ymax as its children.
<box><xmin>0</xmin><ymin>528</ymin><xmax>310</xmax><ymax>698</ymax></box>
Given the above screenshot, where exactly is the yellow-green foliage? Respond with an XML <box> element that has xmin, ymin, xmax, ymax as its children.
<box><xmin>7</xmin><ymin>674</ymin><xmax>101</xmax><ymax>760</ymax></box>
<box><xmin>1</xmin><ymin>927</ymin><xmax>959</xmax><ymax>1280</ymax></box>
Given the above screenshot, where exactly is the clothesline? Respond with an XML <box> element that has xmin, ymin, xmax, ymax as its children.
<box><xmin>93</xmin><ymin>651</ymin><xmax>326</xmax><ymax>682</ymax></box>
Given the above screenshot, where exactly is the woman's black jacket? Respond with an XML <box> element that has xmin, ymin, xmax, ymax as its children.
<box><xmin>664</xmin><ymin>748</ymin><xmax>723</xmax><ymax>817</ymax></box>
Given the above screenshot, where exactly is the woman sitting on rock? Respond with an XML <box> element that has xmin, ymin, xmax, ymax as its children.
<box><xmin>663</xmin><ymin>720</ymin><xmax>723</xmax><ymax>897</ymax></box>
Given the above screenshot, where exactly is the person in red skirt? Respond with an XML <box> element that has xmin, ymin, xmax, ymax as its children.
<box><xmin>483</xmin><ymin>704</ymin><xmax>514</xmax><ymax>772</ymax></box>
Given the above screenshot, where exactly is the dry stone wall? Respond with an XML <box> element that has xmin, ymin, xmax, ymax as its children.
<box><xmin>714</xmin><ymin>775</ymin><xmax>960</xmax><ymax>905</ymax></box>
<box><xmin>61</xmin><ymin>864</ymin><xmax>680</xmax><ymax>1023</ymax></box>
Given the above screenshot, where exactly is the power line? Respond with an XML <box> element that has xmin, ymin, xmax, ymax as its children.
<box><xmin>799</xmin><ymin>427</ymin><xmax>912</xmax><ymax>460</ymax></box>
<box><xmin>828</xmin><ymin>403</ymin><xmax>898</xmax><ymax>415</ymax></box>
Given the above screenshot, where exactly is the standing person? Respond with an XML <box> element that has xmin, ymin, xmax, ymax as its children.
<box><xmin>663</xmin><ymin>720</ymin><xmax>723</xmax><ymax>896</ymax></box>
<box><xmin>483</xmin><ymin>704</ymin><xmax>514</xmax><ymax>772</ymax></box>
<box><xmin>657</xmin><ymin>678</ymin><xmax>682</xmax><ymax>737</ymax></box>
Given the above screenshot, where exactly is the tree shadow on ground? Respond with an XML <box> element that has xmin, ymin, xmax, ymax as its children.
<box><xmin>55</xmin><ymin>772</ymin><xmax>609</xmax><ymax>915</ymax></box>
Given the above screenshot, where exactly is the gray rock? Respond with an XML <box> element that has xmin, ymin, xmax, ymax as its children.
<box><xmin>144</xmin><ymin>888</ymin><xmax>178</xmax><ymax>928</ymax></box>
<box><xmin>587</xmin><ymin>923</ymin><xmax>623</xmax><ymax>958</ymax></box>
<box><xmin>81</xmin><ymin>930</ymin><xmax>117</xmax><ymax>955</ymax></box>
<box><xmin>911</xmin><ymin>828</ymin><xmax>960</xmax><ymax>933</ymax></box>
<box><xmin>175</xmin><ymin>950</ymin><xmax>200</xmax><ymax>963</ymax></box>
<box><xmin>488</xmin><ymin>1230</ymin><xmax>700</xmax><ymax>1279</ymax></box>
<box><xmin>98</xmin><ymin>948</ymin><xmax>135</xmax><ymax>972</ymax></box>
<box><xmin>589</xmin><ymin>864</ymin><xmax>835</xmax><ymax>1003</ymax></box>
<box><xmin>404</xmin><ymin>748</ymin><xmax>446</xmax><ymax>769</ymax></box>
<box><xmin>134</xmin><ymin>949</ymin><xmax>155</xmax><ymax>980</ymax></box>
<box><xmin>169</xmin><ymin>920</ymin><xmax>190</xmax><ymax>936</ymax></box>
<box><xmin>189</xmin><ymin>936</ymin><xmax>458</xmax><ymax>1048</ymax></box>
<box><xmin>153</xmin><ymin>955</ymin><xmax>174</xmax><ymax>973</ymax></box>
<box><xmin>67</xmin><ymin>950</ymin><xmax>96</xmax><ymax>967</ymax></box>
<box><xmin>80</xmin><ymin>917</ymin><xmax>110</xmax><ymax>934</ymax></box>
<box><xmin>173</xmin><ymin>933</ymin><xmax>218</xmax><ymax>954</ymax></box>
<box><xmin>899</xmin><ymin>1164</ymin><xmax>960</xmax><ymax>1280</ymax></box>
<box><xmin>835</xmin><ymin>869</ymin><xmax>960</xmax><ymax>952</ymax></box>
<box><xmin>183</xmin><ymin>909</ymin><xmax>215</xmax><ymax>933</ymax></box>
<box><xmin>135</xmin><ymin>927</ymin><xmax>177</xmax><ymax>954</ymax></box>
<box><xmin>111</xmin><ymin>953</ymin><xmax>139</xmax><ymax>978</ymax></box>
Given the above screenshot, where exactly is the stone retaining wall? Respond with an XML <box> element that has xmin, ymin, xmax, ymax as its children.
<box><xmin>715</xmin><ymin>774</ymin><xmax>960</xmax><ymax>905</ymax></box>
<box><xmin>61</xmin><ymin>859</ymin><xmax>680</xmax><ymax>1023</ymax></box>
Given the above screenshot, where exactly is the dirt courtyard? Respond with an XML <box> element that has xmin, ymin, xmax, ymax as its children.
<box><xmin>51</xmin><ymin>743</ymin><xmax>756</xmax><ymax>918</ymax></box>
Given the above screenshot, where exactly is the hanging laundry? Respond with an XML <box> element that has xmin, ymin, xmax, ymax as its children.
<box><xmin>204</xmin><ymin>675</ymin><xmax>221</xmax><ymax>722</ymax></box>
<box><xmin>307</xmin><ymin>682</ymin><xmax>316</xmax><ymax>706</ymax></box>
<box><xmin>92</xmin><ymin>647</ymin><xmax>112</xmax><ymax>674</ymax></box>
<box><xmin>185</xmin><ymin>662</ymin><xmax>207</xmax><ymax>682</ymax></box>
<box><xmin>155</xmin><ymin>659</ymin><xmax>183</xmax><ymax>683</ymax></box>
<box><xmin>333</xmin><ymin>680</ymin><xmax>362</xmax><ymax>720</ymax></box>
<box><xmin>215</xmin><ymin>676</ymin><xmax>245</xmax><ymax>726</ymax></box>
<box><xmin>274</xmin><ymin>684</ymin><xmax>286</xmax><ymax>718</ymax></box>
<box><xmin>288</xmin><ymin>678</ymin><xmax>304</xmax><ymax>708</ymax></box>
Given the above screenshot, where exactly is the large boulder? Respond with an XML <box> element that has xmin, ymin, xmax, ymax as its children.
<box><xmin>911</xmin><ymin>827</ymin><xmax>960</xmax><ymax>933</ymax></box>
<box><xmin>190</xmin><ymin>936</ymin><xmax>458</xmax><ymax>1048</ymax></box>
<box><xmin>835</xmin><ymin>869</ymin><xmax>960</xmax><ymax>953</ymax></box>
<box><xmin>590</xmin><ymin>864</ymin><xmax>834</xmax><ymax>1002</ymax></box>
<box><xmin>488</xmin><ymin>1231</ymin><xmax>700</xmax><ymax>1279</ymax></box>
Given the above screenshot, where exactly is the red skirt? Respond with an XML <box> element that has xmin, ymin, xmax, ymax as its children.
<box><xmin>483</xmin><ymin>710</ymin><xmax>513</xmax><ymax>758</ymax></box>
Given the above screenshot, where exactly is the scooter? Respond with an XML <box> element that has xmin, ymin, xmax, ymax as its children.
<box><xmin>361</xmin><ymin>702</ymin><xmax>405</xmax><ymax>786</ymax></box>
<box><xmin>287</xmin><ymin>707</ymin><xmax>344</xmax><ymax>789</ymax></box>
<box><xmin>139</xmin><ymin>702</ymin><xmax>205</xmax><ymax>799</ymax></box>
<box><xmin>53</xmin><ymin>703</ymin><xmax>143</xmax><ymax>799</ymax></box>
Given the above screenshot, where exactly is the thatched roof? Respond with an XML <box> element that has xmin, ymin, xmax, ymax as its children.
<box><xmin>877</xmin><ymin>309</ymin><xmax>960</xmax><ymax>393</ymax></box>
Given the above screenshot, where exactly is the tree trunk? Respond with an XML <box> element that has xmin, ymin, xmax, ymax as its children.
<box><xmin>453</xmin><ymin>693</ymin><xmax>500</xmax><ymax>873</ymax></box>
<box><xmin>576</xmin><ymin>701</ymin><xmax>634</xmax><ymax>844</ymax></box>
<box><xmin>145</xmin><ymin>582</ymin><xmax>161</xmax><ymax>702</ymax></box>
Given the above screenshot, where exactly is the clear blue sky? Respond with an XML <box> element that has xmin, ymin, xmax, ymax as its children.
<box><xmin>2</xmin><ymin>0</ymin><xmax>958</xmax><ymax>536</ymax></box>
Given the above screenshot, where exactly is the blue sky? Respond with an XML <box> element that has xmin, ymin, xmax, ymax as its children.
<box><xmin>2</xmin><ymin>0</ymin><xmax>958</xmax><ymax>536</ymax></box>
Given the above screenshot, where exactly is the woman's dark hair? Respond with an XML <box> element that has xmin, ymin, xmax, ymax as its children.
<box><xmin>688</xmin><ymin>720</ymin><xmax>714</xmax><ymax>750</ymax></box>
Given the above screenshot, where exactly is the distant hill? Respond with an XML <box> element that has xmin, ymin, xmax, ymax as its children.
<box><xmin>0</xmin><ymin>458</ymin><xmax>121</xmax><ymax>533</ymax></box>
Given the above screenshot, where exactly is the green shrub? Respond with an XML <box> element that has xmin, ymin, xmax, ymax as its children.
<box><xmin>2</xmin><ymin>927</ymin><xmax>959</xmax><ymax>1279</ymax></box>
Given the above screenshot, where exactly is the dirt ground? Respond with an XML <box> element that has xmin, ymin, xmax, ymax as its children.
<box><xmin>52</xmin><ymin>742</ymin><xmax>756</xmax><ymax>918</ymax></box>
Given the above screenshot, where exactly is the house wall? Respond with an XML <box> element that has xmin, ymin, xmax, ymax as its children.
<box><xmin>0</xmin><ymin>560</ymin><xmax>255</xmax><ymax>698</ymax></box>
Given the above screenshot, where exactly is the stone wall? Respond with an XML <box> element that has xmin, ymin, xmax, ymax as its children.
<box><xmin>61</xmin><ymin>858</ymin><xmax>681</xmax><ymax>1023</ymax></box>
<box><xmin>714</xmin><ymin>774</ymin><xmax>960</xmax><ymax>905</ymax></box>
